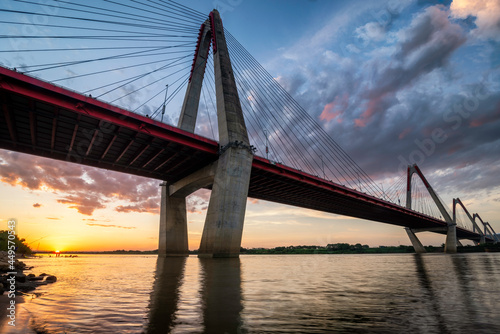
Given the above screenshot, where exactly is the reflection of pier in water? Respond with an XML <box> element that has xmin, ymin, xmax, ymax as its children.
<box><xmin>145</xmin><ymin>257</ymin><xmax>242</xmax><ymax>333</ymax></box>
<box><xmin>146</xmin><ymin>257</ymin><xmax>186</xmax><ymax>333</ymax></box>
<box><xmin>414</xmin><ymin>254</ymin><xmax>500</xmax><ymax>333</ymax></box>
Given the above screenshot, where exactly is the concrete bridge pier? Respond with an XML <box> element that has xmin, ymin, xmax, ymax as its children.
<box><xmin>444</xmin><ymin>224</ymin><xmax>458</xmax><ymax>253</ymax></box>
<box><xmin>198</xmin><ymin>146</ymin><xmax>253</xmax><ymax>258</ymax></box>
<box><xmin>158</xmin><ymin>182</ymin><xmax>189</xmax><ymax>257</ymax></box>
<box><xmin>405</xmin><ymin>228</ymin><xmax>426</xmax><ymax>253</ymax></box>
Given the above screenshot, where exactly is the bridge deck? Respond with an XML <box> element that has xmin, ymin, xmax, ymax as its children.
<box><xmin>0</xmin><ymin>66</ymin><xmax>487</xmax><ymax>242</ymax></box>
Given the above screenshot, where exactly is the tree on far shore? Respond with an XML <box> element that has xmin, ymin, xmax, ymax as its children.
<box><xmin>0</xmin><ymin>230</ymin><xmax>33</xmax><ymax>255</ymax></box>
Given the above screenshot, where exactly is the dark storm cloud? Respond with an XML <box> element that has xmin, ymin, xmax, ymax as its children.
<box><xmin>271</xmin><ymin>3</ymin><xmax>500</xmax><ymax>197</ymax></box>
<box><xmin>367</xmin><ymin>6</ymin><xmax>466</xmax><ymax>105</ymax></box>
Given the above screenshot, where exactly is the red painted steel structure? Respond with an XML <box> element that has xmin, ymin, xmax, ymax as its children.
<box><xmin>0</xmin><ymin>66</ymin><xmax>491</xmax><ymax>243</ymax></box>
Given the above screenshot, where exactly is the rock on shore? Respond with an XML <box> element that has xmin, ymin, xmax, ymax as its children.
<box><xmin>0</xmin><ymin>251</ymin><xmax>27</xmax><ymax>272</ymax></box>
<box><xmin>0</xmin><ymin>251</ymin><xmax>57</xmax><ymax>295</ymax></box>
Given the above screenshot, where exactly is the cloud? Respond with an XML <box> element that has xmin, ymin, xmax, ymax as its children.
<box><xmin>46</xmin><ymin>217</ymin><xmax>61</xmax><ymax>220</ymax></box>
<box><xmin>261</xmin><ymin>1</ymin><xmax>500</xmax><ymax>201</ymax></box>
<box><xmin>319</xmin><ymin>93</ymin><xmax>348</xmax><ymax>123</ymax></box>
<box><xmin>355</xmin><ymin>21</ymin><xmax>386</xmax><ymax>43</ymax></box>
<box><xmin>450</xmin><ymin>0</ymin><xmax>500</xmax><ymax>41</ymax></box>
<box><xmin>86</xmin><ymin>223</ymin><xmax>136</xmax><ymax>229</ymax></box>
<box><xmin>33</xmin><ymin>203</ymin><xmax>42</xmax><ymax>208</ymax></box>
<box><xmin>0</xmin><ymin>149</ymin><xmax>161</xmax><ymax>216</ymax></box>
<box><xmin>247</xmin><ymin>219</ymin><xmax>312</xmax><ymax>227</ymax></box>
<box><xmin>468</xmin><ymin>102</ymin><xmax>500</xmax><ymax>127</ymax></box>
<box><xmin>57</xmin><ymin>195</ymin><xmax>107</xmax><ymax>216</ymax></box>
<box><xmin>369</xmin><ymin>6</ymin><xmax>466</xmax><ymax>101</ymax></box>
<box><xmin>115</xmin><ymin>198</ymin><xmax>159</xmax><ymax>214</ymax></box>
<box><xmin>399</xmin><ymin>127</ymin><xmax>412</xmax><ymax>140</ymax></box>
<box><xmin>0</xmin><ymin>150</ymin><xmax>216</xmax><ymax>218</ymax></box>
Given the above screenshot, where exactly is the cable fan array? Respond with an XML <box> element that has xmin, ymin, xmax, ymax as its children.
<box><xmin>224</xmin><ymin>30</ymin><xmax>389</xmax><ymax>198</ymax></box>
<box><xmin>453</xmin><ymin>202</ymin><xmax>476</xmax><ymax>232</ymax></box>
<box><xmin>0</xmin><ymin>0</ymin><xmax>206</xmax><ymax>123</ymax></box>
<box><xmin>382</xmin><ymin>171</ymin><xmax>479</xmax><ymax>232</ymax></box>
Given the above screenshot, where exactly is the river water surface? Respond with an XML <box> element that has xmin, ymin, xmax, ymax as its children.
<box><xmin>10</xmin><ymin>253</ymin><xmax>500</xmax><ymax>333</ymax></box>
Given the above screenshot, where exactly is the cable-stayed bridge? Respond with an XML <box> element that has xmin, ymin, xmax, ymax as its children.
<box><xmin>0</xmin><ymin>1</ymin><xmax>497</xmax><ymax>257</ymax></box>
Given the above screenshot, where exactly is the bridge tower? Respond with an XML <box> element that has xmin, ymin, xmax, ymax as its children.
<box><xmin>453</xmin><ymin>198</ymin><xmax>485</xmax><ymax>244</ymax></box>
<box><xmin>158</xmin><ymin>10</ymin><xmax>253</xmax><ymax>258</ymax></box>
<box><xmin>405</xmin><ymin>164</ymin><xmax>458</xmax><ymax>253</ymax></box>
<box><xmin>472</xmin><ymin>212</ymin><xmax>500</xmax><ymax>243</ymax></box>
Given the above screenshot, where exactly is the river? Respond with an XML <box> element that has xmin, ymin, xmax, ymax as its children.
<box><xmin>8</xmin><ymin>253</ymin><xmax>500</xmax><ymax>333</ymax></box>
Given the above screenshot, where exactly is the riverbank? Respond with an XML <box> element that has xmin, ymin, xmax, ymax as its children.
<box><xmin>0</xmin><ymin>294</ymin><xmax>34</xmax><ymax>333</ymax></box>
<box><xmin>0</xmin><ymin>252</ymin><xmax>57</xmax><ymax>333</ymax></box>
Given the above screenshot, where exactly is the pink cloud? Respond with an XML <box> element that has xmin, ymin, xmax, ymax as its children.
<box><xmin>398</xmin><ymin>127</ymin><xmax>412</xmax><ymax>140</ymax></box>
<box><xmin>320</xmin><ymin>102</ymin><xmax>338</xmax><ymax>121</ymax></box>
<box><xmin>354</xmin><ymin>95</ymin><xmax>384</xmax><ymax>128</ymax></box>
<box><xmin>33</xmin><ymin>203</ymin><xmax>42</xmax><ymax>208</ymax></box>
<box><xmin>86</xmin><ymin>223</ymin><xmax>136</xmax><ymax>229</ymax></box>
<box><xmin>115</xmin><ymin>198</ymin><xmax>159</xmax><ymax>214</ymax></box>
<box><xmin>468</xmin><ymin>103</ymin><xmax>500</xmax><ymax>128</ymax></box>
<box><xmin>319</xmin><ymin>93</ymin><xmax>348</xmax><ymax>123</ymax></box>
<box><xmin>450</xmin><ymin>0</ymin><xmax>500</xmax><ymax>41</ymax></box>
<box><xmin>0</xmin><ymin>150</ymin><xmax>161</xmax><ymax>216</ymax></box>
<box><xmin>57</xmin><ymin>195</ymin><xmax>107</xmax><ymax>216</ymax></box>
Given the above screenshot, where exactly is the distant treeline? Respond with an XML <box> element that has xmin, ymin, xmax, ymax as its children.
<box><xmin>240</xmin><ymin>243</ymin><xmax>418</xmax><ymax>254</ymax></box>
<box><xmin>240</xmin><ymin>243</ymin><xmax>500</xmax><ymax>254</ymax></box>
<box><xmin>32</xmin><ymin>242</ymin><xmax>500</xmax><ymax>255</ymax></box>
<box><xmin>35</xmin><ymin>249</ymin><xmax>159</xmax><ymax>254</ymax></box>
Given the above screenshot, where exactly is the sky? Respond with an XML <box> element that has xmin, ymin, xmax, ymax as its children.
<box><xmin>0</xmin><ymin>0</ymin><xmax>499</xmax><ymax>251</ymax></box>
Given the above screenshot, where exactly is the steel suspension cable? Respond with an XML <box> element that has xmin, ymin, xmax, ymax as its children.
<box><xmin>27</xmin><ymin>0</ymin><xmax>202</xmax><ymax>29</ymax></box>
<box><xmin>51</xmin><ymin>52</ymin><xmax>192</xmax><ymax>82</ymax></box>
<box><xmin>226</xmin><ymin>39</ymin><xmax>321</xmax><ymax>173</ymax></box>
<box><xmin>222</xmin><ymin>46</ymin><xmax>309</xmax><ymax>171</ymax></box>
<box><xmin>226</xmin><ymin>33</ymin><xmax>361</xmax><ymax>185</ymax></box>
<box><xmin>162</xmin><ymin>0</ymin><xmax>207</xmax><ymax>20</ymax></box>
<box><xmin>128</xmin><ymin>0</ymin><xmax>205</xmax><ymax>24</ymax></box>
<box><xmin>22</xmin><ymin>45</ymin><xmax>190</xmax><ymax>73</ymax></box>
<box><xmin>110</xmin><ymin>63</ymin><xmax>192</xmax><ymax>103</ymax></box>
<box><xmin>226</xmin><ymin>30</ymin><xmax>384</xmax><ymax>195</ymax></box>
<box><xmin>0</xmin><ymin>20</ymin><xmax>197</xmax><ymax>37</ymax></box>
<box><xmin>0</xmin><ymin>8</ymin><xmax>196</xmax><ymax>33</ymax></box>
<box><xmin>94</xmin><ymin>56</ymin><xmax>191</xmax><ymax>98</ymax></box>
<box><xmin>102</xmin><ymin>0</ymin><xmax>201</xmax><ymax>25</ymax></box>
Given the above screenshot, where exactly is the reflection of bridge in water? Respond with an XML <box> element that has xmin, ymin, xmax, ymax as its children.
<box><xmin>0</xmin><ymin>7</ymin><xmax>498</xmax><ymax>257</ymax></box>
<box><xmin>145</xmin><ymin>255</ymin><xmax>500</xmax><ymax>333</ymax></box>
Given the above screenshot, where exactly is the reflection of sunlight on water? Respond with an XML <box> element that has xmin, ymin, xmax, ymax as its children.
<box><xmin>23</xmin><ymin>255</ymin><xmax>157</xmax><ymax>333</ymax></box>
<box><xmin>20</xmin><ymin>253</ymin><xmax>500</xmax><ymax>333</ymax></box>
